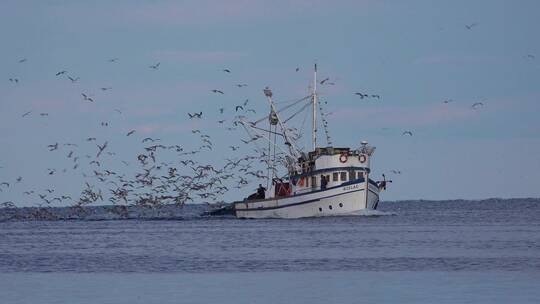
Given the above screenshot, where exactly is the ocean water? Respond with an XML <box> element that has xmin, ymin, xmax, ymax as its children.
<box><xmin>1</xmin><ymin>199</ymin><xmax>539</xmax><ymax>303</ymax></box>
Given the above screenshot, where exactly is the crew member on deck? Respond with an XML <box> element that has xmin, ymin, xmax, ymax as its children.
<box><xmin>321</xmin><ymin>175</ymin><xmax>328</xmax><ymax>190</ymax></box>
<box><xmin>257</xmin><ymin>184</ymin><xmax>266</xmax><ymax>199</ymax></box>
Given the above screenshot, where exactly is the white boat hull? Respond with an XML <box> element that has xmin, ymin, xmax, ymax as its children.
<box><xmin>234</xmin><ymin>180</ymin><xmax>380</xmax><ymax>219</ymax></box>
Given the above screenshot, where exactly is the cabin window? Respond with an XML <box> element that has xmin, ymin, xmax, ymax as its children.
<box><xmin>311</xmin><ymin>176</ymin><xmax>317</xmax><ymax>188</ymax></box>
<box><xmin>349</xmin><ymin>170</ymin><xmax>355</xmax><ymax>181</ymax></box>
<box><xmin>358</xmin><ymin>171</ymin><xmax>363</xmax><ymax>179</ymax></box>
<box><xmin>340</xmin><ymin>172</ymin><xmax>347</xmax><ymax>181</ymax></box>
<box><xmin>332</xmin><ymin>172</ymin><xmax>339</xmax><ymax>182</ymax></box>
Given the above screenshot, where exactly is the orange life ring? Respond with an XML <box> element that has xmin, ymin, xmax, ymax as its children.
<box><xmin>339</xmin><ymin>152</ymin><xmax>348</xmax><ymax>163</ymax></box>
<box><xmin>359</xmin><ymin>154</ymin><xmax>367</xmax><ymax>163</ymax></box>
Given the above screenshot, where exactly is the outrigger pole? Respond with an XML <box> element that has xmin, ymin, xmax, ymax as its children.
<box><xmin>312</xmin><ymin>63</ymin><xmax>318</xmax><ymax>151</ymax></box>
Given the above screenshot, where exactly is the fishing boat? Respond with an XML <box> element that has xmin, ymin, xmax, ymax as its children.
<box><xmin>226</xmin><ymin>65</ymin><xmax>388</xmax><ymax>219</ymax></box>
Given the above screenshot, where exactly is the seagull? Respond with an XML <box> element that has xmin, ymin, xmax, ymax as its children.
<box><xmin>96</xmin><ymin>141</ymin><xmax>108</xmax><ymax>158</ymax></box>
<box><xmin>295</xmin><ymin>67</ymin><xmax>300</xmax><ymax>72</ymax></box>
<box><xmin>150</xmin><ymin>62</ymin><xmax>160</xmax><ymax>69</ymax></box>
<box><xmin>188</xmin><ymin>112</ymin><xmax>203</xmax><ymax>119</ymax></box>
<box><xmin>68</xmin><ymin>76</ymin><xmax>79</xmax><ymax>83</ymax></box>
<box><xmin>211</xmin><ymin>89</ymin><xmax>224</xmax><ymax>94</ymax></box>
<box><xmin>126</xmin><ymin>130</ymin><xmax>136</xmax><ymax>136</ymax></box>
<box><xmin>320</xmin><ymin>77</ymin><xmax>330</xmax><ymax>85</ymax></box>
<box><xmin>525</xmin><ymin>54</ymin><xmax>535</xmax><ymax>59</ymax></box>
<box><xmin>354</xmin><ymin>92</ymin><xmax>368</xmax><ymax>99</ymax></box>
<box><xmin>100</xmin><ymin>87</ymin><xmax>112</xmax><ymax>91</ymax></box>
<box><xmin>402</xmin><ymin>131</ymin><xmax>413</xmax><ymax>136</ymax></box>
<box><xmin>465</xmin><ymin>23</ymin><xmax>478</xmax><ymax>30</ymax></box>
<box><xmin>18</xmin><ymin>58</ymin><xmax>27</xmax><ymax>63</ymax></box>
<box><xmin>108</xmin><ymin>58</ymin><xmax>119</xmax><ymax>63</ymax></box>
<box><xmin>371</xmin><ymin>94</ymin><xmax>381</xmax><ymax>99</ymax></box>
<box><xmin>219</xmin><ymin>108</ymin><xmax>224</xmax><ymax>114</ymax></box>
<box><xmin>443</xmin><ymin>99</ymin><xmax>453</xmax><ymax>104</ymax></box>
<box><xmin>236</xmin><ymin>84</ymin><xmax>248</xmax><ymax>87</ymax></box>
<box><xmin>222</xmin><ymin>69</ymin><xmax>231</xmax><ymax>73</ymax></box>
<box><xmin>81</xmin><ymin>93</ymin><xmax>94</xmax><ymax>102</ymax></box>
<box><xmin>22</xmin><ymin>111</ymin><xmax>32</xmax><ymax>117</ymax></box>
<box><xmin>47</xmin><ymin>143</ymin><xmax>59</xmax><ymax>151</ymax></box>
<box><xmin>9</xmin><ymin>78</ymin><xmax>19</xmax><ymax>83</ymax></box>
<box><xmin>471</xmin><ymin>102</ymin><xmax>484</xmax><ymax>109</ymax></box>
<box><xmin>40</xmin><ymin>113</ymin><xmax>49</xmax><ymax>116</ymax></box>
<box><xmin>235</xmin><ymin>105</ymin><xmax>244</xmax><ymax>112</ymax></box>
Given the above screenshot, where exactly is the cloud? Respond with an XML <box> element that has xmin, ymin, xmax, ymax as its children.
<box><xmin>123</xmin><ymin>0</ymin><xmax>375</xmax><ymax>26</ymax></box>
<box><xmin>332</xmin><ymin>103</ymin><xmax>477</xmax><ymax>128</ymax></box>
<box><xmin>413</xmin><ymin>54</ymin><xmax>507</xmax><ymax>65</ymax></box>
<box><xmin>152</xmin><ymin>50</ymin><xmax>248</xmax><ymax>63</ymax></box>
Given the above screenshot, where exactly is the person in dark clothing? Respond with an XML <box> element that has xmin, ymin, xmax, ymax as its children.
<box><xmin>320</xmin><ymin>175</ymin><xmax>328</xmax><ymax>190</ymax></box>
<box><xmin>257</xmin><ymin>184</ymin><xmax>266</xmax><ymax>199</ymax></box>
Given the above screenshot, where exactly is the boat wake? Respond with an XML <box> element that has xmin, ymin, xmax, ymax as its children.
<box><xmin>341</xmin><ymin>209</ymin><xmax>397</xmax><ymax>217</ymax></box>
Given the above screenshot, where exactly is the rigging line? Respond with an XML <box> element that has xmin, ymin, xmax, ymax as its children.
<box><xmin>249</xmin><ymin>125</ymin><xmax>285</xmax><ymax>137</ymax></box>
<box><xmin>283</xmin><ymin>101</ymin><xmax>312</xmax><ymax>124</ymax></box>
<box><xmin>251</xmin><ymin>95</ymin><xmax>311</xmax><ymax>125</ymax></box>
<box><xmin>273</xmin><ymin>95</ymin><xmax>311</xmax><ymax>105</ymax></box>
<box><xmin>238</xmin><ymin>119</ymin><xmax>298</xmax><ymax>160</ymax></box>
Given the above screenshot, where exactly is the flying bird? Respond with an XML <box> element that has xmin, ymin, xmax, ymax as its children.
<box><xmin>18</xmin><ymin>58</ymin><xmax>27</xmax><ymax>63</ymax></box>
<box><xmin>81</xmin><ymin>93</ymin><xmax>94</xmax><ymax>102</ymax></box>
<box><xmin>96</xmin><ymin>141</ymin><xmax>108</xmax><ymax>158</ymax></box>
<box><xmin>235</xmin><ymin>105</ymin><xmax>244</xmax><ymax>112</ymax></box>
<box><xmin>150</xmin><ymin>62</ymin><xmax>160</xmax><ymax>69</ymax></box>
<box><xmin>402</xmin><ymin>131</ymin><xmax>413</xmax><ymax>136</ymax></box>
<box><xmin>188</xmin><ymin>112</ymin><xmax>203</xmax><ymax>119</ymax></box>
<box><xmin>108</xmin><ymin>58</ymin><xmax>119</xmax><ymax>63</ymax></box>
<box><xmin>471</xmin><ymin>102</ymin><xmax>484</xmax><ymax>109</ymax></box>
<box><xmin>354</xmin><ymin>92</ymin><xmax>368</xmax><ymax>99</ymax></box>
<box><xmin>211</xmin><ymin>89</ymin><xmax>224</xmax><ymax>94</ymax></box>
<box><xmin>47</xmin><ymin>143</ymin><xmax>59</xmax><ymax>151</ymax></box>
<box><xmin>56</xmin><ymin>70</ymin><xmax>67</xmax><ymax>76</ymax></box>
<box><xmin>68</xmin><ymin>76</ymin><xmax>79</xmax><ymax>83</ymax></box>
<box><xmin>222</xmin><ymin>69</ymin><xmax>231</xmax><ymax>73</ymax></box>
<box><xmin>320</xmin><ymin>77</ymin><xmax>330</xmax><ymax>85</ymax></box>
<box><xmin>443</xmin><ymin>99</ymin><xmax>453</xmax><ymax>104</ymax></box>
<box><xmin>236</xmin><ymin>84</ymin><xmax>248</xmax><ymax>87</ymax></box>
<box><xmin>22</xmin><ymin>111</ymin><xmax>32</xmax><ymax>117</ymax></box>
<box><xmin>126</xmin><ymin>130</ymin><xmax>136</xmax><ymax>136</ymax></box>
<box><xmin>465</xmin><ymin>23</ymin><xmax>478</xmax><ymax>30</ymax></box>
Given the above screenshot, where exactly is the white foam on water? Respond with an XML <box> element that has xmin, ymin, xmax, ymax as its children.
<box><xmin>337</xmin><ymin>209</ymin><xmax>398</xmax><ymax>217</ymax></box>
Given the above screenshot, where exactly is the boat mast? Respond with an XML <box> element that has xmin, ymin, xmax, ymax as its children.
<box><xmin>312</xmin><ymin>64</ymin><xmax>318</xmax><ymax>151</ymax></box>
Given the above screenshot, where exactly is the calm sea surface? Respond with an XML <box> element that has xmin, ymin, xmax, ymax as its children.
<box><xmin>1</xmin><ymin>199</ymin><xmax>539</xmax><ymax>303</ymax></box>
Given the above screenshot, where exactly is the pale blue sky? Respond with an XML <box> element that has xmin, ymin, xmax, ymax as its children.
<box><xmin>1</xmin><ymin>0</ymin><xmax>539</xmax><ymax>206</ymax></box>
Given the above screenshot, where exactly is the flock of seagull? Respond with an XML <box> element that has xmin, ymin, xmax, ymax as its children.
<box><xmin>0</xmin><ymin>55</ymin><xmax>490</xmax><ymax>216</ymax></box>
<box><xmin>3</xmin><ymin>24</ymin><xmax>534</xmax><ymax>216</ymax></box>
<box><xmin>2</xmin><ymin>60</ymin><xmax>288</xmax><ymax>216</ymax></box>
